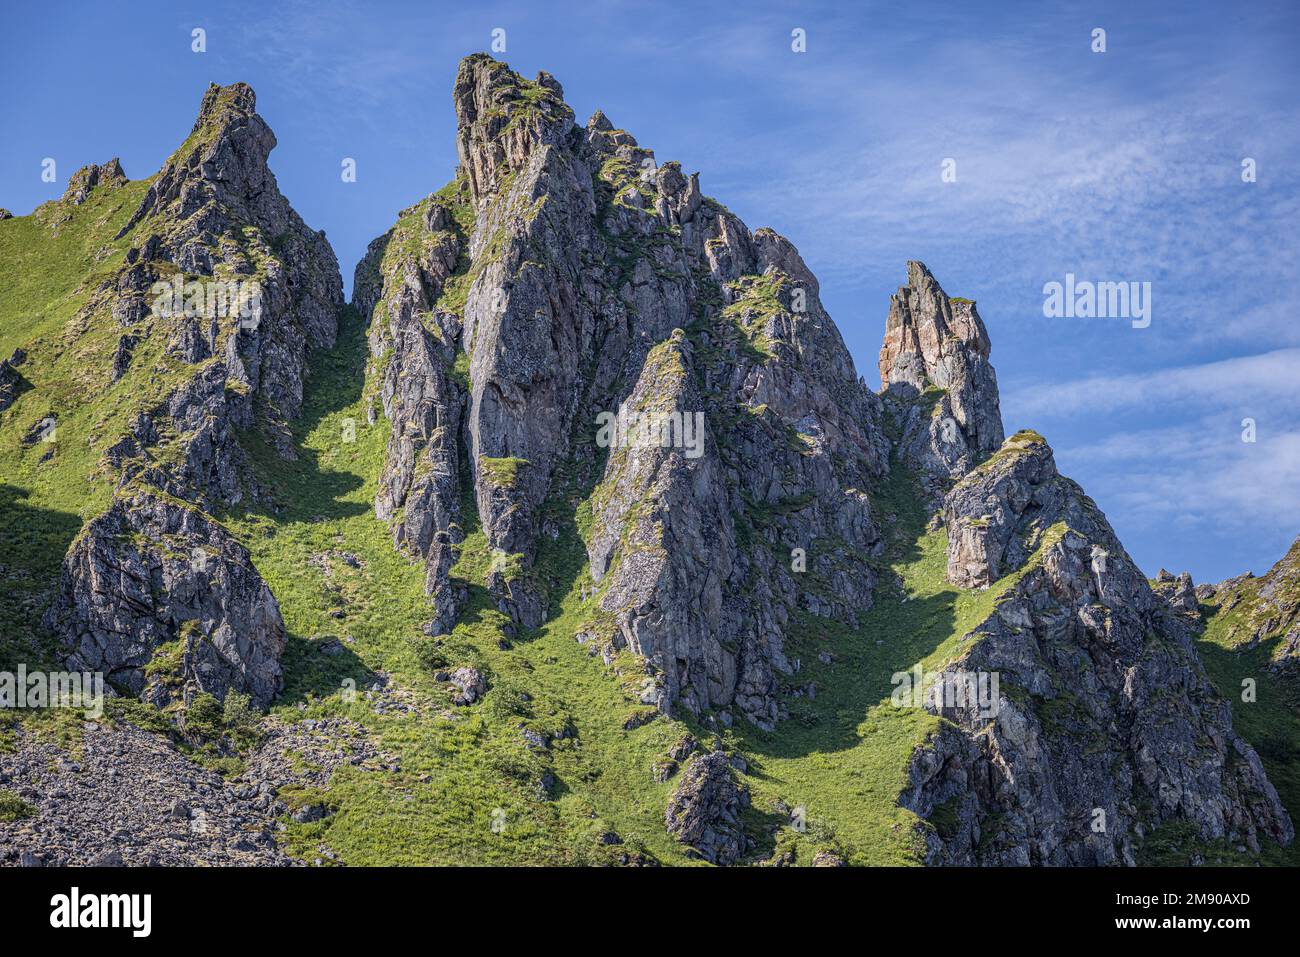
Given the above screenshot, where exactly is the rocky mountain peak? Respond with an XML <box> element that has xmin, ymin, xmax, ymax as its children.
<box><xmin>454</xmin><ymin>54</ymin><xmax>577</xmax><ymax>203</ymax></box>
<box><xmin>357</xmin><ymin>55</ymin><xmax>891</xmax><ymax>730</ymax></box>
<box><xmin>120</xmin><ymin>81</ymin><xmax>292</xmax><ymax>245</ymax></box>
<box><xmin>192</xmin><ymin>80</ymin><xmax>259</xmax><ymax>132</ymax></box>
<box><xmin>880</xmin><ymin>261</ymin><xmax>989</xmax><ymax>387</ymax></box>
<box><xmin>910</xmin><ymin>421</ymin><xmax>1295</xmax><ymax>863</ymax></box>
<box><xmin>36</xmin><ymin>79</ymin><xmax>342</xmax><ymax>712</ymax></box>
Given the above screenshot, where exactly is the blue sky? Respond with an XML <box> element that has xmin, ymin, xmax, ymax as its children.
<box><xmin>2</xmin><ymin>0</ymin><xmax>1298</xmax><ymax>583</ymax></box>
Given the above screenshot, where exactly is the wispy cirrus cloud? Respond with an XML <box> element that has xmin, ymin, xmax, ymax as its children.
<box><xmin>1005</xmin><ymin>348</ymin><xmax>1300</xmax><ymax>418</ymax></box>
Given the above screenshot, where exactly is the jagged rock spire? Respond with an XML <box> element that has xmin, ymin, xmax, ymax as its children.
<box><xmin>880</xmin><ymin>261</ymin><xmax>1004</xmax><ymax>502</ymax></box>
<box><xmin>453</xmin><ymin>54</ymin><xmax>577</xmax><ymax>203</ymax></box>
<box><xmin>880</xmin><ymin>260</ymin><xmax>1002</xmax><ymax>451</ymax></box>
<box><xmin>43</xmin><ymin>79</ymin><xmax>343</xmax><ymax>712</ymax></box>
<box><xmin>120</xmin><ymin>82</ymin><xmax>294</xmax><ymax>244</ymax></box>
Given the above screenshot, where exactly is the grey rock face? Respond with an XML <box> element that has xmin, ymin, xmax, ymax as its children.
<box><xmin>903</xmin><ymin>431</ymin><xmax>1293</xmax><ymax>864</ymax></box>
<box><xmin>358</xmin><ymin>55</ymin><xmax>889</xmax><ymax>727</ymax></box>
<box><xmin>942</xmin><ymin>430</ymin><xmax>1062</xmax><ymax>588</ymax></box>
<box><xmin>45</xmin><ymin>492</ymin><xmax>285</xmax><ymax>707</ymax></box>
<box><xmin>354</xmin><ymin>193</ymin><xmax>467</xmax><ymax>629</ymax></box>
<box><xmin>880</xmin><ymin>261</ymin><xmax>1003</xmax><ymax>504</ymax></box>
<box><xmin>0</xmin><ymin>348</ymin><xmax>27</xmax><ymax>414</ymax></box>
<box><xmin>1152</xmin><ymin>568</ymin><xmax>1200</xmax><ymax>616</ymax></box>
<box><xmin>664</xmin><ymin>751</ymin><xmax>748</xmax><ymax>865</ymax></box>
<box><xmin>449</xmin><ymin>666</ymin><xmax>487</xmax><ymax>706</ymax></box>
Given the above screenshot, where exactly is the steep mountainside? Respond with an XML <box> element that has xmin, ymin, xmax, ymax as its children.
<box><xmin>1</xmin><ymin>55</ymin><xmax>1296</xmax><ymax>867</ymax></box>
<box><xmin>1200</xmin><ymin>538</ymin><xmax>1300</xmax><ymax>672</ymax></box>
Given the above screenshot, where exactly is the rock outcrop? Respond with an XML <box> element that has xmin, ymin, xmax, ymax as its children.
<box><xmin>1152</xmin><ymin>568</ymin><xmax>1200</xmax><ymax>616</ymax></box>
<box><xmin>45</xmin><ymin>492</ymin><xmax>285</xmax><ymax>707</ymax></box>
<box><xmin>62</xmin><ymin>159</ymin><xmax>127</xmax><ymax>206</ymax></box>
<box><xmin>880</xmin><ymin>261</ymin><xmax>1003</xmax><ymax>503</ymax></box>
<box><xmin>357</xmin><ymin>54</ymin><xmax>889</xmax><ymax>728</ymax></box>
<box><xmin>902</xmin><ymin>430</ymin><xmax>1293</xmax><ymax>863</ymax></box>
<box><xmin>943</xmin><ymin>429</ymin><xmax>1062</xmax><ymax>589</ymax></box>
<box><xmin>353</xmin><ymin>192</ymin><xmax>468</xmax><ymax>630</ymax></box>
<box><xmin>0</xmin><ymin>348</ymin><xmax>27</xmax><ymax>415</ymax></box>
<box><xmin>664</xmin><ymin>751</ymin><xmax>749</xmax><ymax>865</ymax></box>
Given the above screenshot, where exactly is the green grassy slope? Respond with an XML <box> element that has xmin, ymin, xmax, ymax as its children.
<box><xmin>0</xmin><ymin>182</ymin><xmax>153</xmax><ymax>671</ymax></box>
<box><xmin>724</xmin><ymin>458</ymin><xmax>1047</xmax><ymax>865</ymax></box>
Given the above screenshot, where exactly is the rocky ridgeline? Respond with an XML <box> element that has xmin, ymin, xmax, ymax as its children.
<box><xmin>866</xmin><ymin>259</ymin><xmax>1290</xmax><ymax>862</ymax></box>
<box><xmin>353</xmin><ymin>55</ymin><xmax>1294</xmax><ymax>863</ymax></box>
<box><xmin>102</xmin><ymin>82</ymin><xmax>342</xmax><ymax>498</ymax></box>
<box><xmin>40</xmin><ymin>83</ymin><xmax>343</xmax><ymax>708</ymax></box>
<box><xmin>356</xmin><ymin>54</ymin><xmax>889</xmax><ymax>729</ymax></box>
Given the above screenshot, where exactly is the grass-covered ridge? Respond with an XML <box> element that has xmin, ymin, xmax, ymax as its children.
<box><xmin>0</xmin><ymin>180</ymin><xmax>155</xmax><ymax>671</ymax></box>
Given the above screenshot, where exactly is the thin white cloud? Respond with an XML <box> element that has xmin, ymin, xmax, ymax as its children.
<box><xmin>1005</xmin><ymin>347</ymin><xmax>1300</xmax><ymax>418</ymax></box>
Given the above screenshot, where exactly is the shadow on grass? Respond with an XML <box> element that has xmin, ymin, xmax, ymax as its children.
<box><xmin>214</xmin><ymin>306</ymin><xmax>384</xmax><ymax>705</ymax></box>
<box><xmin>278</xmin><ymin>632</ymin><xmax>379</xmax><ymax>704</ymax></box>
<box><xmin>0</xmin><ymin>483</ymin><xmax>84</xmax><ymax>672</ymax></box>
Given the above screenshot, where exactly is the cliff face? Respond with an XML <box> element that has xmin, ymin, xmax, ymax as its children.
<box><xmin>52</xmin><ymin>492</ymin><xmax>285</xmax><ymax>708</ymax></box>
<box><xmin>107</xmin><ymin>82</ymin><xmax>343</xmax><ymax>496</ymax></box>
<box><xmin>357</xmin><ymin>55</ymin><xmax>889</xmax><ymax>729</ymax></box>
<box><xmin>31</xmin><ymin>83</ymin><xmax>343</xmax><ymax>707</ymax></box>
